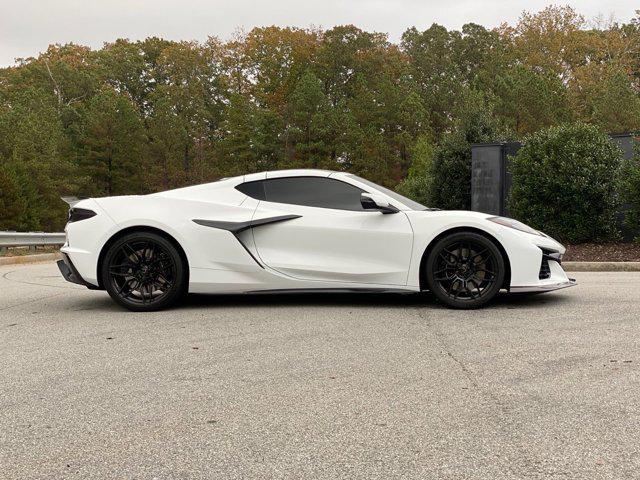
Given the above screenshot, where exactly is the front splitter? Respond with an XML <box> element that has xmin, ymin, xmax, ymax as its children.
<box><xmin>510</xmin><ymin>278</ymin><xmax>577</xmax><ymax>293</ymax></box>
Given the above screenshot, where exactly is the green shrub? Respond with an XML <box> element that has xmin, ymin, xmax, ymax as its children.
<box><xmin>508</xmin><ymin>122</ymin><xmax>621</xmax><ymax>243</ymax></box>
<box><xmin>619</xmin><ymin>147</ymin><xmax>640</xmax><ymax>241</ymax></box>
<box><xmin>395</xmin><ymin>136</ymin><xmax>435</xmax><ymax>207</ymax></box>
<box><xmin>429</xmin><ymin>90</ymin><xmax>506</xmax><ymax>210</ymax></box>
<box><xmin>430</xmin><ymin>133</ymin><xmax>474</xmax><ymax>210</ymax></box>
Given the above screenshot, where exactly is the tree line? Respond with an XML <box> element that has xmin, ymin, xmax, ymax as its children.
<box><xmin>0</xmin><ymin>6</ymin><xmax>639</xmax><ymax>231</ymax></box>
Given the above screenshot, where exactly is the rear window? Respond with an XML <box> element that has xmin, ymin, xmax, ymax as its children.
<box><xmin>235</xmin><ymin>181</ymin><xmax>266</xmax><ymax>200</ymax></box>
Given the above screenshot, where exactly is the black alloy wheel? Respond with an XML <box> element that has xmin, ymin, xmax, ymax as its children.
<box><xmin>101</xmin><ymin>232</ymin><xmax>186</xmax><ymax>311</ymax></box>
<box><xmin>425</xmin><ymin>232</ymin><xmax>505</xmax><ymax>309</ymax></box>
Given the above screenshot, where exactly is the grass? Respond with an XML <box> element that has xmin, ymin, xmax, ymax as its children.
<box><xmin>0</xmin><ymin>246</ymin><xmax>60</xmax><ymax>257</ymax></box>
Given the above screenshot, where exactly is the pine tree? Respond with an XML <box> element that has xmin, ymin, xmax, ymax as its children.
<box><xmin>81</xmin><ymin>88</ymin><xmax>147</xmax><ymax>196</ymax></box>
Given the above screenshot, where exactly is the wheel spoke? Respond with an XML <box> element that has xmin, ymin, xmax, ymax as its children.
<box><xmin>434</xmin><ymin>276</ymin><xmax>452</xmax><ymax>282</ymax></box>
<box><xmin>142</xmin><ymin>243</ymin><xmax>155</xmax><ymax>262</ymax></box>
<box><xmin>432</xmin><ymin>239</ymin><xmax>501</xmax><ymax>302</ymax></box>
<box><xmin>122</xmin><ymin>244</ymin><xmax>141</xmax><ymax>263</ymax></box>
<box><xmin>156</xmin><ymin>274</ymin><xmax>172</xmax><ymax>289</ymax></box>
<box><xmin>438</xmin><ymin>253</ymin><xmax>454</xmax><ymax>265</ymax></box>
<box><xmin>110</xmin><ymin>262</ymin><xmax>135</xmax><ymax>270</ymax></box>
<box><xmin>117</xmin><ymin>278</ymin><xmax>135</xmax><ymax>296</ymax></box>
<box><xmin>472</xmin><ymin>248</ymin><xmax>488</xmax><ymax>262</ymax></box>
<box><xmin>472</xmin><ymin>272</ymin><xmax>496</xmax><ymax>285</ymax></box>
<box><xmin>467</xmin><ymin>279</ymin><xmax>480</xmax><ymax>299</ymax></box>
<box><xmin>109</xmin><ymin>270</ymin><xmax>131</xmax><ymax>277</ymax></box>
<box><xmin>140</xmin><ymin>284</ymin><xmax>150</xmax><ymax>303</ymax></box>
<box><xmin>442</xmin><ymin>248</ymin><xmax>459</xmax><ymax>260</ymax></box>
<box><xmin>448</xmin><ymin>278</ymin><xmax>463</xmax><ymax>298</ymax></box>
<box><xmin>108</xmin><ymin>238</ymin><xmax>178</xmax><ymax>306</ymax></box>
<box><xmin>477</xmin><ymin>268</ymin><xmax>496</xmax><ymax>276</ymax></box>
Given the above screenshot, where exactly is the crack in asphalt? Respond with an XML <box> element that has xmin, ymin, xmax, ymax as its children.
<box><xmin>0</xmin><ymin>267</ymin><xmax>78</xmax><ymax>315</ymax></box>
<box><xmin>0</xmin><ymin>292</ymin><xmax>66</xmax><ymax>313</ymax></box>
<box><xmin>2</xmin><ymin>269</ymin><xmax>80</xmax><ymax>290</ymax></box>
<box><xmin>416</xmin><ymin>307</ymin><xmax>571</xmax><ymax>479</ymax></box>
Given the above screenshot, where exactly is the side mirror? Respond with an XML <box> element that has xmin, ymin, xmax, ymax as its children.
<box><xmin>360</xmin><ymin>193</ymin><xmax>400</xmax><ymax>214</ymax></box>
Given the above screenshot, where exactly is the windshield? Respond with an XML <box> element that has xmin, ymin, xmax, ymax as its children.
<box><xmin>346</xmin><ymin>174</ymin><xmax>428</xmax><ymax>211</ymax></box>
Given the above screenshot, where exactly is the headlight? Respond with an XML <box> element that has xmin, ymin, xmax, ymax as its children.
<box><xmin>487</xmin><ymin>216</ymin><xmax>545</xmax><ymax>236</ymax></box>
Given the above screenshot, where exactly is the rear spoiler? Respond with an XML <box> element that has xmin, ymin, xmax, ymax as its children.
<box><xmin>61</xmin><ymin>196</ymin><xmax>87</xmax><ymax>207</ymax></box>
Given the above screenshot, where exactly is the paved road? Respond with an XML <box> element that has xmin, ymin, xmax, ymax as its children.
<box><xmin>1</xmin><ymin>262</ymin><xmax>639</xmax><ymax>479</ymax></box>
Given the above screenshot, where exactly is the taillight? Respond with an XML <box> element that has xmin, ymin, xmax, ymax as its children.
<box><xmin>68</xmin><ymin>208</ymin><xmax>96</xmax><ymax>223</ymax></box>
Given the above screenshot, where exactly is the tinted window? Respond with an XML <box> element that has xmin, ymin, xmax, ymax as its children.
<box><xmin>235</xmin><ymin>181</ymin><xmax>266</xmax><ymax>200</ymax></box>
<box><xmin>260</xmin><ymin>177</ymin><xmax>366</xmax><ymax>211</ymax></box>
<box><xmin>346</xmin><ymin>174</ymin><xmax>428</xmax><ymax>210</ymax></box>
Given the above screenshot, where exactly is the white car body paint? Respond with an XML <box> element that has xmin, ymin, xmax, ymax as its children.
<box><xmin>61</xmin><ymin>169</ymin><xmax>573</xmax><ymax>294</ymax></box>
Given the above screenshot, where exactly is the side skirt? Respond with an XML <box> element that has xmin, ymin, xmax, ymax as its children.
<box><xmin>242</xmin><ymin>287</ymin><xmax>417</xmax><ymax>295</ymax></box>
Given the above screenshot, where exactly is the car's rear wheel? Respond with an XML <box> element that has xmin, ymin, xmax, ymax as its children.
<box><xmin>425</xmin><ymin>232</ymin><xmax>505</xmax><ymax>309</ymax></box>
<box><xmin>101</xmin><ymin>232</ymin><xmax>186</xmax><ymax>312</ymax></box>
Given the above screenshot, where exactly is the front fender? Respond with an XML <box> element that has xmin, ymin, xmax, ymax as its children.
<box><xmin>405</xmin><ymin>211</ymin><xmax>566</xmax><ymax>289</ymax></box>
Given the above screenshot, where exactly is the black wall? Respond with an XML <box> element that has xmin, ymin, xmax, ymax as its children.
<box><xmin>470</xmin><ymin>134</ymin><xmax>637</xmax><ymax>240</ymax></box>
<box><xmin>470</xmin><ymin>142</ymin><xmax>520</xmax><ymax>216</ymax></box>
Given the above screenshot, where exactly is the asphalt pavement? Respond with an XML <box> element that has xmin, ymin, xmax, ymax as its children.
<box><xmin>1</xmin><ymin>262</ymin><xmax>639</xmax><ymax>479</ymax></box>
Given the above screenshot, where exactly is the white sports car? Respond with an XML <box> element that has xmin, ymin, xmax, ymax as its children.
<box><xmin>58</xmin><ymin>169</ymin><xmax>575</xmax><ymax>311</ymax></box>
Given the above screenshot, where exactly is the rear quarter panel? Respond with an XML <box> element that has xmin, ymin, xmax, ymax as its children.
<box><xmin>63</xmin><ymin>186</ymin><xmax>262</xmax><ymax>286</ymax></box>
<box><xmin>94</xmin><ymin>195</ymin><xmax>261</xmax><ymax>272</ymax></box>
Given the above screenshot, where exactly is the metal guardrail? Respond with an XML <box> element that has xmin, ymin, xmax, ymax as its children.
<box><xmin>0</xmin><ymin>232</ymin><xmax>66</xmax><ymax>248</ymax></box>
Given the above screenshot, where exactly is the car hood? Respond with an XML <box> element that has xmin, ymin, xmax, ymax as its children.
<box><xmin>411</xmin><ymin>209</ymin><xmax>494</xmax><ymax>220</ymax></box>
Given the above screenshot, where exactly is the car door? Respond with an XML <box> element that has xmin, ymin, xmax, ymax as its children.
<box><xmin>247</xmin><ymin>176</ymin><xmax>414</xmax><ymax>286</ymax></box>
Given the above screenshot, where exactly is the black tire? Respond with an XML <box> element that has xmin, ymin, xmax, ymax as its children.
<box><xmin>101</xmin><ymin>232</ymin><xmax>187</xmax><ymax>312</ymax></box>
<box><xmin>424</xmin><ymin>232</ymin><xmax>505</xmax><ymax>309</ymax></box>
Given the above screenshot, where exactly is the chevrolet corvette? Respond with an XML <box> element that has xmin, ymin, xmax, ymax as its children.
<box><xmin>58</xmin><ymin>169</ymin><xmax>575</xmax><ymax>311</ymax></box>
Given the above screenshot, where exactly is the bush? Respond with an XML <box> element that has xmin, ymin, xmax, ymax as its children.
<box><xmin>508</xmin><ymin>122</ymin><xmax>621</xmax><ymax>243</ymax></box>
<box><xmin>429</xmin><ymin>90</ymin><xmax>506</xmax><ymax>210</ymax></box>
<box><xmin>619</xmin><ymin>147</ymin><xmax>640</xmax><ymax>241</ymax></box>
<box><xmin>429</xmin><ymin>133</ymin><xmax>475</xmax><ymax>210</ymax></box>
<box><xmin>395</xmin><ymin>136</ymin><xmax>435</xmax><ymax>207</ymax></box>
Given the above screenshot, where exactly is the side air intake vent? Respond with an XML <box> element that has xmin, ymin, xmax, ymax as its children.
<box><xmin>539</xmin><ymin>257</ymin><xmax>551</xmax><ymax>279</ymax></box>
<box><xmin>538</xmin><ymin>248</ymin><xmax>562</xmax><ymax>280</ymax></box>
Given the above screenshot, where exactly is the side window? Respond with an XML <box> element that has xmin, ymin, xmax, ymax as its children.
<box><xmin>235</xmin><ymin>181</ymin><xmax>266</xmax><ymax>200</ymax></box>
<box><xmin>262</xmin><ymin>177</ymin><xmax>366</xmax><ymax>211</ymax></box>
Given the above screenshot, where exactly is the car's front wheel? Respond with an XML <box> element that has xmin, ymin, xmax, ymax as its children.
<box><xmin>425</xmin><ymin>232</ymin><xmax>505</xmax><ymax>309</ymax></box>
<box><xmin>101</xmin><ymin>232</ymin><xmax>187</xmax><ymax>312</ymax></box>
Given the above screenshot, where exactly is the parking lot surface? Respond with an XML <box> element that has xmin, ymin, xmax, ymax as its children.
<box><xmin>1</xmin><ymin>262</ymin><xmax>639</xmax><ymax>479</ymax></box>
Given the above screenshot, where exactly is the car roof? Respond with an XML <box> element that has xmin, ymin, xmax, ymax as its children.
<box><xmin>239</xmin><ymin>169</ymin><xmax>337</xmax><ymax>182</ymax></box>
<box><xmin>265</xmin><ymin>169</ymin><xmax>335</xmax><ymax>178</ymax></box>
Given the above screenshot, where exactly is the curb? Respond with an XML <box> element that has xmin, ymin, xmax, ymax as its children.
<box><xmin>0</xmin><ymin>252</ymin><xmax>61</xmax><ymax>266</ymax></box>
<box><xmin>563</xmin><ymin>261</ymin><xmax>640</xmax><ymax>272</ymax></box>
